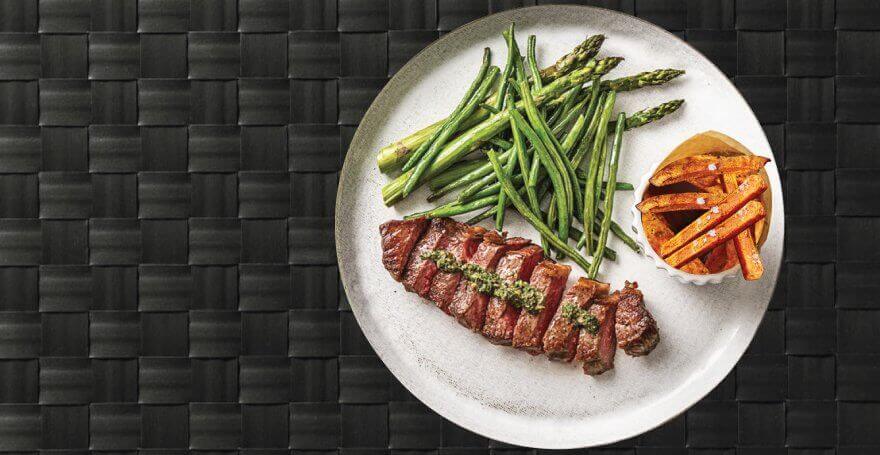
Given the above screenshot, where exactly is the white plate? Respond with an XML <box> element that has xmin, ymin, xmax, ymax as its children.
<box><xmin>336</xmin><ymin>5</ymin><xmax>784</xmax><ymax>449</ymax></box>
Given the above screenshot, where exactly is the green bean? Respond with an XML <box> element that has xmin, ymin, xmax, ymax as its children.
<box><xmin>495</xmin><ymin>126</ymin><xmax>519</xmax><ymax>230</ymax></box>
<box><xmin>513</xmin><ymin>80</ymin><xmax>575</xmax><ymax>242</ymax></box>
<box><xmin>580</xmin><ymin>91</ymin><xmax>616</xmax><ymax>253</ymax></box>
<box><xmin>409</xmin><ymin>194</ymin><xmax>499</xmax><ymax>220</ymax></box>
<box><xmin>495</xmin><ymin>92</ymin><xmax>524</xmax><ymax>230</ymax></box>
<box><xmin>527</xmin><ymin>35</ymin><xmax>542</xmax><ymax>92</ymax></box>
<box><xmin>431</xmin><ymin>90</ymin><xmax>582</xmax><ymax>202</ymax></box>
<box><xmin>487</xmin><ymin>150</ymin><xmax>592</xmax><ymax>271</ymax></box>
<box><xmin>569</xmin><ymin>79</ymin><xmax>603</xmax><ymax>168</ymax></box>
<box><xmin>429</xmin><ymin>147</ymin><xmax>514</xmax><ymax>201</ymax></box>
<box><xmin>402</xmin><ymin>48</ymin><xmax>492</xmax><ymax>173</ymax></box>
<box><xmin>402</xmin><ymin>66</ymin><xmax>501</xmax><ymax>197</ymax></box>
<box><xmin>480</xmin><ymin>103</ymin><xmax>500</xmax><ymax>114</ymax></box>
<box><xmin>589</xmin><ymin>112</ymin><xmax>625</xmax><ymax>278</ymax></box>
<box><xmin>487</xmin><ymin>137</ymin><xmax>513</xmax><ymax>150</ymax></box>
<box><xmin>494</xmin><ymin>24</ymin><xmax>520</xmax><ymax>111</ymax></box>
<box><xmin>508</xmin><ymin>108</ymin><xmax>568</xmax><ymax>245</ymax></box>
<box><xmin>546</xmin><ymin>85</ymin><xmax>581</xmax><ymax>127</ymax></box>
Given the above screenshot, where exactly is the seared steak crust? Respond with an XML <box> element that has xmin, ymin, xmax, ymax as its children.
<box><xmin>512</xmin><ymin>260</ymin><xmax>571</xmax><ymax>355</ymax></box>
<box><xmin>428</xmin><ymin>224</ymin><xmax>486</xmax><ymax>311</ymax></box>
<box><xmin>575</xmin><ymin>295</ymin><xmax>618</xmax><ymax>375</ymax></box>
<box><xmin>379</xmin><ymin>217</ymin><xmax>429</xmax><ymax>281</ymax></box>
<box><xmin>402</xmin><ymin>218</ymin><xmax>458</xmax><ymax>297</ymax></box>
<box><xmin>450</xmin><ymin>233</ymin><xmax>530</xmax><ymax>329</ymax></box>
<box><xmin>482</xmin><ymin>245</ymin><xmax>544</xmax><ymax>344</ymax></box>
<box><xmin>542</xmin><ymin>278</ymin><xmax>610</xmax><ymax>362</ymax></box>
<box><xmin>615</xmin><ymin>281</ymin><xmax>659</xmax><ymax>356</ymax></box>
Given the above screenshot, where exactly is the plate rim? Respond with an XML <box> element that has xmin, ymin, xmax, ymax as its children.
<box><xmin>336</xmin><ymin>4</ymin><xmax>785</xmax><ymax>448</ymax></box>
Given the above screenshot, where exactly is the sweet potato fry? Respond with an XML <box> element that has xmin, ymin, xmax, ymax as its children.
<box><xmin>722</xmin><ymin>173</ymin><xmax>764</xmax><ymax>280</ymax></box>
<box><xmin>641</xmin><ymin>212</ymin><xmax>709</xmax><ymax>274</ymax></box>
<box><xmin>686</xmin><ymin>175</ymin><xmax>723</xmax><ymax>193</ymax></box>
<box><xmin>637</xmin><ymin>192</ymin><xmax>727</xmax><ymax>213</ymax></box>
<box><xmin>666</xmin><ymin>201</ymin><xmax>766</xmax><ymax>268</ymax></box>
<box><xmin>650</xmin><ymin>154</ymin><xmax>770</xmax><ymax>187</ymax></box>
<box><xmin>659</xmin><ymin>174</ymin><xmax>768</xmax><ymax>258</ymax></box>
<box><xmin>704</xmin><ymin>241</ymin><xmax>738</xmax><ymax>273</ymax></box>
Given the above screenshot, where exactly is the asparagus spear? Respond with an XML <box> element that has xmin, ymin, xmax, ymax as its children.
<box><xmin>381</xmin><ymin>56</ymin><xmax>623</xmax><ymax>205</ymax></box>
<box><xmin>601</xmin><ymin>68</ymin><xmax>685</xmax><ymax>92</ymax></box>
<box><xmin>617</xmin><ymin>99</ymin><xmax>685</xmax><ymax>130</ymax></box>
<box><xmin>426</xmin><ymin>158</ymin><xmax>488</xmax><ymax>191</ymax></box>
<box><xmin>540</xmin><ymin>34</ymin><xmax>605</xmax><ymax>81</ymax></box>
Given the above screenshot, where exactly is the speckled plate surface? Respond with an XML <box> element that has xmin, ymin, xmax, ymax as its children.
<box><xmin>336</xmin><ymin>5</ymin><xmax>784</xmax><ymax>449</ymax></box>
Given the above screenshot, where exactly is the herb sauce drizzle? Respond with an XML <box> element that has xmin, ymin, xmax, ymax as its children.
<box><xmin>561</xmin><ymin>304</ymin><xmax>599</xmax><ymax>334</ymax></box>
<box><xmin>421</xmin><ymin>250</ymin><xmax>545</xmax><ymax>313</ymax></box>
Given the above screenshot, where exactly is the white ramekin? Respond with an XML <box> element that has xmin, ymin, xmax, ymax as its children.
<box><xmin>630</xmin><ymin>158</ymin><xmax>740</xmax><ymax>286</ymax></box>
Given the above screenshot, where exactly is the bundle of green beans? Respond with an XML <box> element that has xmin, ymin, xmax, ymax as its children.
<box><xmin>382</xmin><ymin>23</ymin><xmax>686</xmax><ymax>276</ymax></box>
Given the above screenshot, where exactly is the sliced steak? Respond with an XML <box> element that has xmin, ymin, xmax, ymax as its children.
<box><xmin>428</xmin><ymin>223</ymin><xmax>486</xmax><ymax>311</ymax></box>
<box><xmin>575</xmin><ymin>294</ymin><xmax>618</xmax><ymax>375</ymax></box>
<box><xmin>542</xmin><ymin>278</ymin><xmax>610</xmax><ymax>362</ymax></box>
<box><xmin>379</xmin><ymin>217</ymin><xmax>430</xmax><ymax>281</ymax></box>
<box><xmin>511</xmin><ymin>260</ymin><xmax>571</xmax><ymax>355</ymax></box>
<box><xmin>449</xmin><ymin>233</ymin><xmax>531</xmax><ymax>328</ymax></box>
<box><xmin>402</xmin><ymin>218</ymin><xmax>459</xmax><ymax>297</ymax></box>
<box><xmin>615</xmin><ymin>281</ymin><xmax>659</xmax><ymax>356</ymax></box>
<box><xmin>482</xmin><ymin>245</ymin><xmax>544</xmax><ymax>344</ymax></box>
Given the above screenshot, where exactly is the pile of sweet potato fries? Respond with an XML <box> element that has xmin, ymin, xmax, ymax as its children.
<box><xmin>637</xmin><ymin>153</ymin><xmax>770</xmax><ymax>280</ymax></box>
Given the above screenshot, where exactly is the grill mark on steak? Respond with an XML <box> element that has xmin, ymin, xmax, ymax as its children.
<box><xmin>449</xmin><ymin>232</ymin><xmax>531</xmax><ymax>329</ymax></box>
<box><xmin>542</xmin><ymin>278</ymin><xmax>610</xmax><ymax>362</ymax></box>
<box><xmin>614</xmin><ymin>281</ymin><xmax>660</xmax><ymax>356</ymax></box>
<box><xmin>511</xmin><ymin>260</ymin><xmax>571</xmax><ymax>355</ymax></box>
<box><xmin>402</xmin><ymin>218</ymin><xmax>459</xmax><ymax>297</ymax></box>
<box><xmin>379</xmin><ymin>217</ymin><xmax>430</xmax><ymax>281</ymax></box>
<box><xmin>482</xmin><ymin>244</ymin><xmax>544</xmax><ymax>345</ymax></box>
<box><xmin>575</xmin><ymin>294</ymin><xmax>618</xmax><ymax>375</ymax></box>
<box><xmin>428</xmin><ymin>224</ymin><xmax>486</xmax><ymax>312</ymax></box>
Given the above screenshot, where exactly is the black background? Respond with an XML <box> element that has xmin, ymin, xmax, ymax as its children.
<box><xmin>0</xmin><ymin>0</ymin><xmax>877</xmax><ymax>453</ymax></box>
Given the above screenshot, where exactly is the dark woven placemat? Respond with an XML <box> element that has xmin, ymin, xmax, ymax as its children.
<box><xmin>0</xmin><ymin>0</ymin><xmax>877</xmax><ymax>452</ymax></box>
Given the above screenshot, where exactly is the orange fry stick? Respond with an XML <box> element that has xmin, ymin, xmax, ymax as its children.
<box><xmin>650</xmin><ymin>154</ymin><xmax>770</xmax><ymax>186</ymax></box>
<box><xmin>666</xmin><ymin>201</ymin><xmax>766</xmax><ymax>268</ymax></box>
<box><xmin>687</xmin><ymin>175</ymin><xmax>724</xmax><ymax>193</ymax></box>
<box><xmin>704</xmin><ymin>241</ymin><xmax>738</xmax><ymax>273</ymax></box>
<box><xmin>637</xmin><ymin>192</ymin><xmax>727</xmax><ymax>213</ymax></box>
<box><xmin>659</xmin><ymin>174</ymin><xmax>768</xmax><ymax>258</ymax></box>
<box><xmin>641</xmin><ymin>212</ymin><xmax>709</xmax><ymax>274</ymax></box>
<box><xmin>722</xmin><ymin>174</ymin><xmax>764</xmax><ymax>280</ymax></box>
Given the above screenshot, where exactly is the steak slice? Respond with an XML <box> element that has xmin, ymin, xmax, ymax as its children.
<box><xmin>379</xmin><ymin>217</ymin><xmax>430</xmax><ymax>281</ymax></box>
<box><xmin>482</xmin><ymin>245</ymin><xmax>544</xmax><ymax>344</ymax></box>
<box><xmin>428</xmin><ymin>223</ymin><xmax>486</xmax><ymax>311</ymax></box>
<box><xmin>402</xmin><ymin>218</ymin><xmax>459</xmax><ymax>297</ymax></box>
<box><xmin>449</xmin><ymin>233</ymin><xmax>531</xmax><ymax>328</ymax></box>
<box><xmin>511</xmin><ymin>260</ymin><xmax>571</xmax><ymax>354</ymax></box>
<box><xmin>575</xmin><ymin>293</ymin><xmax>618</xmax><ymax>375</ymax></box>
<box><xmin>615</xmin><ymin>281</ymin><xmax>660</xmax><ymax>356</ymax></box>
<box><xmin>542</xmin><ymin>278</ymin><xmax>610</xmax><ymax>362</ymax></box>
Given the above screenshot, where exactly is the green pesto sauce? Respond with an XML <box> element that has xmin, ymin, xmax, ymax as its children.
<box><xmin>561</xmin><ymin>304</ymin><xmax>599</xmax><ymax>334</ymax></box>
<box><xmin>421</xmin><ymin>250</ymin><xmax>545</xmax><ymax>313</ymax></box>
